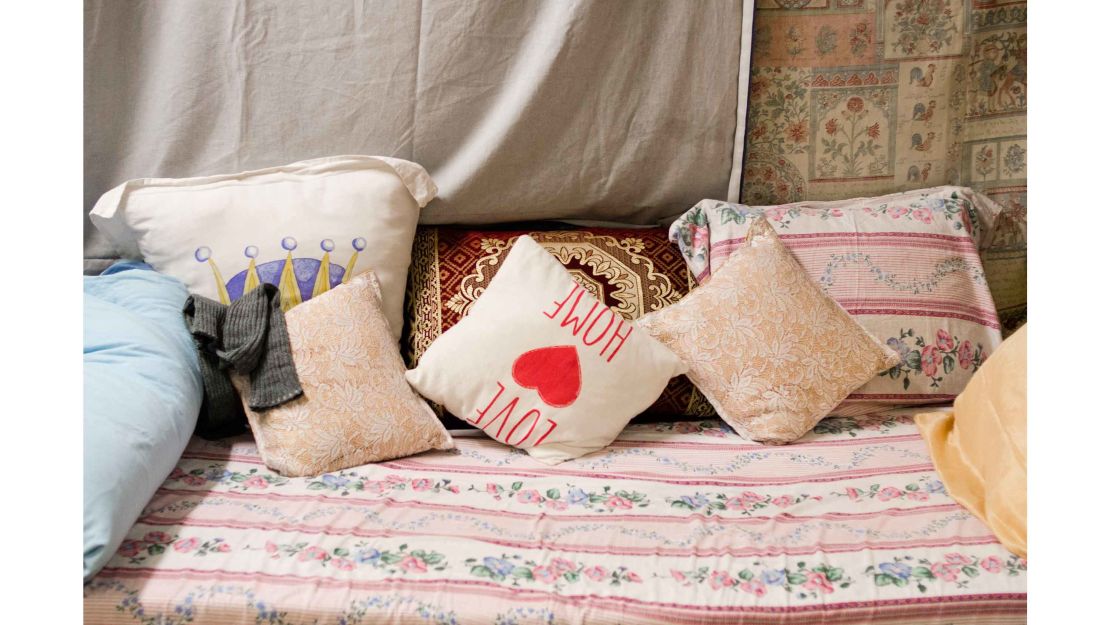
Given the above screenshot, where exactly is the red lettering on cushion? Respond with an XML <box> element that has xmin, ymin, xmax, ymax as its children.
<box><xmin>505</xmin><ymin>409</ymin><xmax>543</xmax><ymax>446</ymax></box>
<box><xmin>470</xmin><ymin>382</ymin><xmax>506</xmax><ymax>426</ymax></box>
<box><xmin>559</xmin><ymin>287</ymin><xmax>598</xmax><ymax>336</ymax></box>
<box><xmin>602</xmin><ymin>319</ymin><xmax>632</xmax><ymax>362</ymax></box>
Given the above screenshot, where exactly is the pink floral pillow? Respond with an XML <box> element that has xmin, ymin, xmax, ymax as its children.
<box><xmin>669</xmin><ymin>186</ymin><xmax>1003</xmax><ymax>410</ymax></box>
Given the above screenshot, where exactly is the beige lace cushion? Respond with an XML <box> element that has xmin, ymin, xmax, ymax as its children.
<box><xmin>232</xmin><ymin>273</ymin><xmax>452</xmax><ymax>476</ymax></box>
<box><xmin>637</xmin><ymin>217</ymin><xmax>900</xmax><ymax>444</ymax></box>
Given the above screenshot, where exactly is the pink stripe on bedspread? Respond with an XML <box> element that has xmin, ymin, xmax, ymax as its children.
<box><xmin>85</xmin><ymin>415</ymin><xmax>1026</xmax><ymax>624</ymax></box>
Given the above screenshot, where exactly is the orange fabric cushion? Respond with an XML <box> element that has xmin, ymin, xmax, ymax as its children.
<box><xmin>233</xmin><ymin>273</ymin><xmax>453</xmax><ymax>476</ymax></box>
<box><xmin>915</xmin><ymin>325</ymin><xmax>1026</xmax><ymax>557</ymax></box>
<box><xmin>638</xmin><ymin>217</ymin><xmax>900</xmax><ymax>444</ymax></box>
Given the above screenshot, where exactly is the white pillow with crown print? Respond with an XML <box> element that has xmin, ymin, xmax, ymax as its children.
<box><xmin>89</xmin><ymin>155</ymin><xmax>436</xmax><ymax>339</ymax></box>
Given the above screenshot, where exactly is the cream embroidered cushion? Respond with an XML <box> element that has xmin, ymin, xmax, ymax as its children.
<box><xmin>405</xmin><ymin>236</ymin><xmax>688</xmax><ymax>464</ymax></box>
<box><xmin>638</xmin><ymin>217</ymin><xmax>901</xmax><ymax>444</ymax></box>
<box><xmin>232</xmin><ymin>273</ymin><xmax>453</xmax><ymax>477</ymax></box>
<box><xmin>89</xmin><ymin>155</ymin><xmax>437</xmax><ymax>339</ymax></box>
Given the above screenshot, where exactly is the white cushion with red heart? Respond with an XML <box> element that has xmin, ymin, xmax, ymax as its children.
<box><xmin>405</xmin><ymin>235</ymin><xmax>688</xmax><ymax>464</ymax></box>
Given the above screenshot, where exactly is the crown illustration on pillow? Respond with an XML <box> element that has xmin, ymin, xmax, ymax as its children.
<box><xmin>194</xmin><ymin>236</ymin><xmax>366</xmax><ymax>310</ymax></box>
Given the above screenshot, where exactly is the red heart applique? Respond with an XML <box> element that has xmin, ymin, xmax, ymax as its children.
<box><xmin>511</xmin><ymin>345</ymin><xmax>582</xmax><ymax>408</ymax></box>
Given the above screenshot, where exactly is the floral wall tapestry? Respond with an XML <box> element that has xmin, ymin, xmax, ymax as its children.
<box><xmin>742</xmin><ymin>0</ymin><xmax>1026</xmax><ymax>332</ymax></box>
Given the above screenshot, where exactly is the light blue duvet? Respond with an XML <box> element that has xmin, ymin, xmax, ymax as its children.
<box><xmin>84</xmin><ymin>261</ymin><xmax>202</xmax><ymax>580</ymax></box>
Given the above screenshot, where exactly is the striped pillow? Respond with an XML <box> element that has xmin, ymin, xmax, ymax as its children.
<box><xmin>669</xmin><ymin>186</ymin><xmax>1003</xmax><ymax>410</ymax></box>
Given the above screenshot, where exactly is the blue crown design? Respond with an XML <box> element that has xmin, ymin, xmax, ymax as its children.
<box><xmin>194</xmin><ymin>236</ymin><xmax>365</xmax><ymax>308</ymax></box>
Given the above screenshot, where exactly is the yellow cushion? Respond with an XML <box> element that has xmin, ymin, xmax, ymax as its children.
<box><xmin>915</xmin><ymin>325</ymin><xmax>1026</xmax><ymax>557</ymax></box>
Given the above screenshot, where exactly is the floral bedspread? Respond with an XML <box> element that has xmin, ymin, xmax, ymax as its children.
<box><xmin>85</xmin><ymin>413</ymin><xmax>1026</xmax><ymax>624</ymax></box>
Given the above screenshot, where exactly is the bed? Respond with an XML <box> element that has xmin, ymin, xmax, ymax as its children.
<box><xmin>84</xmin><ymin>411</ymin><xmax>1026</xmax><ymax>624</ymax></box>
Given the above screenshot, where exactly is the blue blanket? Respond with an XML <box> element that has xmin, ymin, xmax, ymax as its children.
<box><xmin>84</xmin><ymin>261</ymin><xmax>203</xmax><ymax>580</ymax></box>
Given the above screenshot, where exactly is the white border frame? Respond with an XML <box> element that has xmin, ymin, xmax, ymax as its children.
<box><xmin>726</xmin><ymin>0</ymin><xmax>756</xmax><ymax>202</ymax></box>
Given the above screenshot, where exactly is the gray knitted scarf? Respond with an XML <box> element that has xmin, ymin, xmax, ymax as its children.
<box><xmin>183</xmin><ymin>283</ymin><xmax>303</xmax><ymax>439</ymax></box>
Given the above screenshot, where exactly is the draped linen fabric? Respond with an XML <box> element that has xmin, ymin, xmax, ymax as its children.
<box><xmin>84</xmin><ymin>0</ymin><xmax>753</xmax><ymax>269</ymax></box>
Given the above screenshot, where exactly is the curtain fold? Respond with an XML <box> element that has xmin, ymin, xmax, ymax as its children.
<box><xmin>85</xmin><ymin>0</ymin><xmax>752</xmax><ymax>263</ymax></box>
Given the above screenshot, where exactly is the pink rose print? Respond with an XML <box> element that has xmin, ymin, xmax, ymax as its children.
<box><xmin>765</xmin><ymin>207</ymin><xmax>789</xmax><ymax>222</ymax></box>
<box><xmin>532</xmin><ymin>565</ymin><xmax>558</xmax><ymax>584</ymax></box>
<box><xmin>740</xmin><ymin>580</ymin><xmax>767</xmax><ymax>597</ymax></box>
<box><xmin>585</xmin><ymin>566</ymin><xmax>608</xmax><ymax>582</ymax></box>
<box><xmin>606</xmin><ymin>495</ymin><xmax>633</xmax><ymax>509</ymax></box>
<box><xmin>958</xmin><ymin>340</ymin><xmax>974</xmax><ymax>369</ymax></box>
<box><xmin>741</xmin><ymin>491</ymin><xmax>763</xmax><ymax>504</ymax></box>
<box><xmin>330</xmin><ymin>557</ymin><xmax>355</xmax><ymax>571</ymax></box>
<box><xmin>447</xmin><ymin>485</ymin><xmax>460</xmax><ymax>494</ymax></box>
<box><xmin>400</xmin><ymin>556</ymin><xmax>428</xmax><ymax>573</ymax></box>
<box><xmin>945</xmin><ymin>553</ymin><xmax>972</xmax><ymax>565</ymax></box>
<box><xmin>169</xmin><ymin>468</ymin><xmax>187</xmax><ymax>480</ymax></box>
<box><xmin>545</xmin><ymin>499</ymin><xmax>568</xmax><ymax>511</ymax></box>
<box><xmin>117</xmin><ymin>539</ymin><xmax>143</xmax><ymax>558</ymax></box>
<box><xmin>931</xmin><ymin>562</ymin><xmax>961</xmax><ymax>582</ymax></box>
<box><xmin>877</xmin><ymin>487</ymin><xmax>903</xmax><ymax>501</ymax></box>
<box><xmin>936</xmin><ymin>329</ymin><xmax>955</xmax><ymax>351</ymax></box>
<box><xmin>217</xmin><ymin>542</ymin><xmax>231</xmax><ymax>553</ymax></box>
<box><xmin>550</xmin><ymin>558</ymin><xmax>576</xmax><ymax>575</ymax></box>
<box><xmin>385</xmin><ymin>474</ymin><xmax>407</xmax><ymax>485</ymax></box>
<box><xmin>183</xmin><ymin>475</ymin><xmax>206</xmax><ymax>486</ymax></box>
<box><xmin>889</xmin><ymin>206</ymin><xmax>910</xmax><ymax>219</ymax></box>
<box><xmin>709</xmin><ymin>570</ymin><xmax>735</xmax><ymax>590</ymax></box>
<box><xmin>518</xmin><ymin>489</ymin><xmax>544</xmax><ymax>504</ymax></box>
<box><xmin>143</xmin><ymin>531</ymin><xmax>173</xmax><ymax>544</ymax></box>
<box><xmin>265</xmin><ymin>541</ymin><xmax>278</xmax><ymax>555</ymax></box>
<box><xmin>845</xmin><ymin>487</ymin><xmax>863</xmax><ymax>501</ymax></box>
<box><xmin>913</xmin><ymin>207</ymin><xmax>933</xmax><ymax>223</ymax></box>
<box><xmin>920</xmin><ymin>345</ymin><xmax>941</xmax><ymax>378</ymax></box>
<box><xmin>298</xmin><ymin>546</ymin><xmax>328</xmax><ymax>562</ymax></box>
<box><xmin>980</xmin><ymin>556</ymin><xmax>1003</xmax><ymax>573</ymax></box>
<box><xmin>691</xmin><ymin>226</ymin><xmax>709</xmax><ymax>253</ymax></box>
<box><xmin>803</xmin><ymin>571</ymin><xmax>834</xmax><ymax>594</ymax></box>
<box><xmin>724</xmin><ymin>497</ymin><xmax>746</xmax><ymax>510</ymax></box>
<box><xmin>906</xmin><ymin>490</ymin><xmax>928</xmax><ymax>502</ymax></box>
<box><xmin>671</xmin><ymin>569</ymin><xmax>688</xmax><ymax>584</ymax></box>
<box><xmin>411</xmin><ymin>479</ymin><xmax>432</xmax><ymax>491</ymax></box>
<box><xmin>772</xmin><ymin>496</ymin><xmax>793</xmax><ymax>508</ymax></box>
<box><xmin>244</xmin><ymin>476</ymin><xmax>269</xmax><ymax>490</ymax></box>
<box><xmin>676</xmin><ymin>422</ymin><xmax>700</xmax><ymax>434</ymax></box>
<box><xmin>829</xmin><ymin>208</ymin><xmax>843</xmax><ymax>217</ymax></box>
<box><xmin>626</xmin><ymin>571</ymin><xmax>642</xmax><ymax>583</ymax></box>
<box><xmin>517</xmin><ymin>490</ymin><xmax>543</xmax><ymax>506</ymax></box>
<box><xmin>173</xmin><ymin>537</ymin><xmax>200</xmax><ymax>553</ymax></box>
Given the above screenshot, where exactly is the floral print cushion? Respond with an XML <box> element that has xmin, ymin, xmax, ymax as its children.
<box><xmin>639</xmin><ymin>217</ymin><xmax>901</xmax><ymax>443</ymax></box>
<box><xmin>670</xmin><ymin>186</ymin><xmax>1004</xmax><ymax>411</ymax></box>
<box><xmin>85</xmin><ymin>412</ymin><xmax>1026</xmax><ymax>624</ymax></box>
<box><xmin>231</xmin><ymin>272</ymin><xmax>453</xmax><ymax>477</ymax></box>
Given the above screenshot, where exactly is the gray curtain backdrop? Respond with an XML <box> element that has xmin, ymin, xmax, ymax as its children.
<box><xmin>85</xmin><ymin>0</ymin><xmax>752</xmax><ymax>265</ymax></box>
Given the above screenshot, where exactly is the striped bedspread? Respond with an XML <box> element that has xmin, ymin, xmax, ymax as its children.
<box><xmin>84</xmin><ymin>412</ymin><xmax>1027</xmax><ymax>624</ymax></box>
